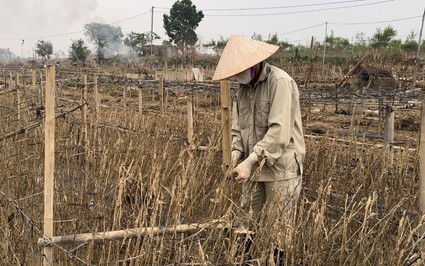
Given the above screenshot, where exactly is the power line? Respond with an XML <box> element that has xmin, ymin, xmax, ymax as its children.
<box><xmin>329</xmin><ymin>15</ymin><xmax>422</xmax><ymax>25</ymax></box>
<box><xmin>155</xmin><ymin>0</ymin><xmax>376</xmax><ymax>12</ymax></box>
<box><xmin>202</xmin><ymin>0</ymin><xmax>367</xmax><ymax>11</ymax></box>
<box><xmin>200</xmin><ymin>0</ymin><xmax>396</xmax><ymax>17</ymax></box>
<box><xmin>264</xmin><ymin>14</ymin><xmax>422</xmax><ymax>42</ymax></box>
<box><xmin>277</xmin><ymin>23</ymin><xmax>326</xmax><ymax>36</ymax></box>
<box><xmin>0</xmin><ymin>30</ymin><xmax>84</xmax><ymax>41</ymax></box>
<box><xmin>110</xmin><ymin>11</ymin><xmax>150</xmax><ymax>25</ymax></box>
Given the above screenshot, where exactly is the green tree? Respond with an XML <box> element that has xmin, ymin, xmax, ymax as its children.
<box><xmin>266</xmin><ymin>34</ymin><xmax>279</xmax><ymax>45</ymax></box>
<box><xmin>124</xmin><ymin>31</ymin><xmax>160</xmax><ymax>57</ymax></box>
<box><xmin>369</xmin><ymin>25</ymin><xmax>397</xmax><ymax>48</ymax></box>
<box><xmin>163</xmin><ymin>0</ymin><xmax>204</xmax><ymax>57</ymax></box>
<box><xmin>326</xmin><ymin>31</ymin><xmax>351</xmax><ymax>51</ymax></box>
<box><xmin>401</xmin><ymin>30</ymin><xmax>418</xmax><ymax>52</ymax></box>
<box><xmin>84</xmin><ymin>22</ymin><xmax>124</xmax><ymax>64</ymax></box>
<box><xmin>265</xmin><ymin>34</ymin><xmax>294</xmax><ymax>50</ymax></box>
<box><xmin>35</xmin><ymin>40</ymin><xmax>53</xmax><ymax>61</ymax></box>
<box><xmin>353</xmin><ymin>31</ymin><xmax>367</xmax><ymax>52</ymax></box>
<box><xmin>69</xmin><ymin>39</ymin><xmax>91</xmax><ymax>63</ymax></box>
<box><xmin>252</xmin><ymin>32</ymin><xmax>263</xmax><ymax>41</ymax></box>
<box><xmin>203</xmin><ymin>36</ymin><xmax>227</xmax><ymax>54</ymax></box>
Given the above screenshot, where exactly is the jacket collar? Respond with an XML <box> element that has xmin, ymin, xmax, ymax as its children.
<box><xmin>255</xmin><ymin>61</ymin><xmax>270</xmax><ymax>85</ymax></box>
<box><xmin>241</xmin><ymin>61</ymin><xmax>270</xmax><ymax>89</ymax></box>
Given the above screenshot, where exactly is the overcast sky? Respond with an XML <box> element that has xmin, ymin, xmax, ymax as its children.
<box><xmin>0</xmin><ymin>0</ymin><xmax>424</xmax><ymax>58</ymax></box>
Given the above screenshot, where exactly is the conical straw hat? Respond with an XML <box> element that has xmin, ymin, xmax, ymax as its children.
<box><xmin>212</xmin><ymin>35</ymin><xmax>279</xmax><ymax>81</ymax></box>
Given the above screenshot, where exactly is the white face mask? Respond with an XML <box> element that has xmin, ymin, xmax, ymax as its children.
<box><xmin>234</xmin><ymin>68</ymin><xmax>253</xmax><ymax>84</ymax></box>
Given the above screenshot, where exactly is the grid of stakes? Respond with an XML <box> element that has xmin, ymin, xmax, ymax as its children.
<box><xmin>0</xmin><ymin>65</ymin><xmax>423</xmax><ymax>265</ymax></box>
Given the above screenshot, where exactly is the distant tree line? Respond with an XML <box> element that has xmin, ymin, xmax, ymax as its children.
<box><xmin>31</xmin><ymin>0</ymin><xmax>423</xmax><ymax>66</ymax></box>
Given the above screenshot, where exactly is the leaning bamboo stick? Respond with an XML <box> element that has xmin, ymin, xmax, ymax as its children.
<box><xmin>305</xmin><ymin>134</ymin><xmax>415</xmax><ymax>151</ymax></box>
<box><xmin>37</xmin><ymin>220</ymin><xmax>251</xmax><ymax>246</ymax></box>
<box><xmin>336</xmin><ymin>52</ymin><xmax>370</xmax><ymax>88</ymax></box>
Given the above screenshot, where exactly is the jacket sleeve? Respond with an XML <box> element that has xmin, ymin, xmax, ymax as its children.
<box><xmin>231</xmin><ymin>94</ymin><xmax>244</xmax><ymax>159</ymax></box>
<box><xmin>253</xmin><ymin>78</ymin><xmax>296</xmax><ymax>165</ymax></box>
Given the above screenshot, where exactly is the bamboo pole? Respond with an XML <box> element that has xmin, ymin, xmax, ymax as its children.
<box><xmin>383</xmin><ymin>106</ymin><xmax>394</xmax><ymax>166</ymax></box>
<box><xmin>9</xmin><ymin>72</ymin><xmax>13</xmax><ymax>89</ymax></box>
<box><xmin>37</xmin><ymin>220</ymin><xmax>238</xmax><ymax>246</ymax></box>
<box><xmin>93</xmin><ymin>76</ymin><xmax>100</xmax><ymax>146</ymax></box>
<box><xmin>165</xmin><ymin>87</ymin><xmax>169</xmax><ymax>110</ymax></box>
<box><xmin>123</xmin><ymin>83</ymin><xmax>127</xmax><ymax>108</ymax></box>
<box><xmin>349</xmin><ymin>95</ymin><xmax>357</xmax><ymax>135</ymax></box>
<box><xmin>304</xmin><ymin>37</ymin><xmax>319</xmax><ymax>88</ymax></box>
<box><xmin>419</xmin><ymin>91</ymin><xmax>425</xmax><ymax>213</ymax></box>
<box><xmin>138</xmin><ymin>88</ymin><xmax>143</xmax><ymax>121</ymax></box>
<box><xmin>16</xmin><ymin>73</ymin><xmax>20</xmax><ymax>121</ymax></box>
<box><xmin>337</xmin><ymin>52</ymin><xmax>370</xmax><ymax>89</ymax></box>
<box><xmin>378</xmin><ymin>97</ymin><xmax>383</xmax><ymax>134</ymax></box>
<box><xmin>414</xmin><ymin>8</ymin><xmax>425</xmax><ymax>82</ymax></box>
<box><xmin>81</xmin><ymin>75</ymin><xmax>88</xmax><ymax>148</ymax></box>
<box><xmin>43</xmin><ymin>65</ymin><xmax>56</xmax><ymax>266</ymax></box>
<box><xmin>39</xmin><ymin>71</ymin><xmax>44</xmax><ymax>105</ymax></box>
<box><xmin>81</xmin><ymin>75</ymin><xmax>88</xmax><ymax>181</ymax></box>
<box><xmin>159</xmin><ymin>77</ymin><xmax>164</xmax><ymax>115</ymax></box>
<box><xmin>32</xmin><ymin>69</ymin><xmax>36</xmax><ymax>90</ymax></box>
<box><xmin>187</xmin><ymin>97</ymin><xmax>194</xmax><ymax>145</ymax></box>
<box><xmin>15</xmin><ymin>72</ymin><xmax>20</xmax><ymax>88</ymax></box>
<box><xmin>221</xmin><ymin>81</ymin><xmax>231</xmax><ymax>167</ymax></box>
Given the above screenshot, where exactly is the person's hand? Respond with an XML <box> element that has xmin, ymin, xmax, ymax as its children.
<box><xmin>233</xmin><ymin>153</ymin><xmax>258</xmax><ymax>183</ymax></box>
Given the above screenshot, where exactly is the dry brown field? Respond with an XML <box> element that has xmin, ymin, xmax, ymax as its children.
<box><xmin>0</xmin><ymin>60</ymin><xmax>424</xmax><ymax>265</ymax></box>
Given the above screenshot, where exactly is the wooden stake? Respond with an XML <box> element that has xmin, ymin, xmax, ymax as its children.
<box><xmin>81</xmin><ymin>75</ymin><xmax>88</xmax><ymax>179</ymax></box>
<box><xmin>419</xmin><ymin>91</ymin><xmax>425</xmax><ymax>213</ymax></box>
<box><xmin>165</xmin><ymin>88</ymin><xmax>169</xmax><ymax>110</ymax></box>
<box><xmin>9</xmin><ymin>72</ymin><xmax>12</xmax><ymax>89</ymax></box>
<box><xmin>220</xmin><ymin>81</ymin><xmax>231</xmax><ymax>167</ymax></box>
<box><xmin>43</xmin><ymin>65</ymin><xmax>56</xmax><ymax>266</ymax></box>
<box><xmin>159</xmin><ymin>77</ymin><xmax>164</xmax><ymax>115</ymax></box>
<box><xmin>187</xmin><ymin>98</ymin><xmax>194</xmax><ymax>145</ymax></box>
<box><xmin>39</xmin><ymin>71</ymin><xmax>44</xmax><ymax>105</ymax></box>
<box><xmin>138</xmin><ymin>87</ymin><xmax>143</xmax><ymax>121</ymax></box>
<box><xmin>16</xmin><ymin>73</ymin><xmax>20</xmax><ymax>121</ymax></box>
<box><xmin>32</xmin><ymin>69</ymin><xmax>36</xmax><ymax>90</ymax></box>
<box><xmin>349</xmin><ymin>95</ymin><xmax>357</xmax><ymax>135</ymax></box>
<box><xmin>383</xmin><ymin>106</ymin><xmax>394</xmax><ymax>166</ymax></box>
<box><xmin>378</xmin><ymin>97</ymin><xmax>383</xmax><ymax>134</ymax></box>
<box><xmin>81</xmin><ymin>75</ymin><xmax>88</xmax><ymax>148</ymax></box>
<box><xmin>93</xmin><ymin>76</ymin><xmax>100</xmax><ymax>146</ymax></box>
<box><xmin>123</xmin><ymin>83</ymin><xmax>127</xmax><ymax>108</ymax></box>
<box><xmin>15</xmin><ymin>72</ymin><xmax>20</xmax><ymax>88</ymax></box>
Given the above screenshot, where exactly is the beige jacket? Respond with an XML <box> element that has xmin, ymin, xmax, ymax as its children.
<box><xmin>232</xmin><ymin>62</ymin><xmax>305</xmax><ymax>182</ymax></box>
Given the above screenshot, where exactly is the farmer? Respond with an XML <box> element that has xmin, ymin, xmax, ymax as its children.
<box><xmin>213</xmin><ymin>35</ymin><xmax>305</xmax><ymax>261</ymax></box>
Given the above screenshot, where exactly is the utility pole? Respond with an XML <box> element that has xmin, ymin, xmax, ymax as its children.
<box><xmin>151</xmin><ymin>6</ymin><xmax>154</xmax><ymax>56</ymax></box>
<box><xmin>414</xmin><ymin>8</ymin><xmax>425</xmax><ymax>82</ymax></box>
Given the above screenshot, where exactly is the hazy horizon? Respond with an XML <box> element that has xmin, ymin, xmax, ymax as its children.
<box><xmin>0</xmin><ymin>0</ymin><xmax>424</xmax><ymax>59</ymax></box>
